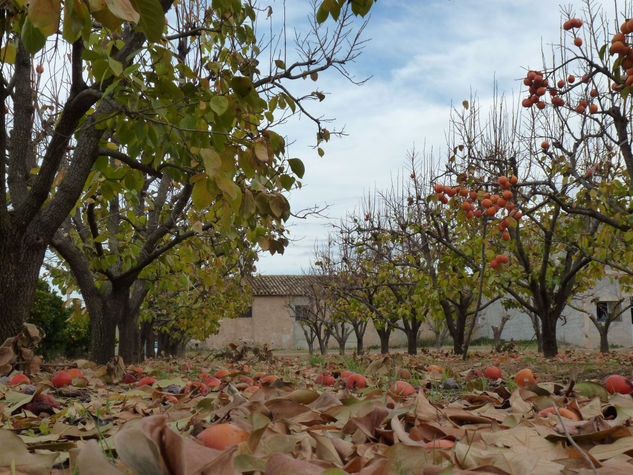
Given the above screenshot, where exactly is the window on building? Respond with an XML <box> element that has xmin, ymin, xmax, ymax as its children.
<box><xmin>239</xmin><ymin>307</ymin><xmax>252</xmax><ymax>318</ymax></box>
<box><xmin>293</xmin><ymin>305</ymin><xmax>311</xmax><ymax>322</ymax></box>
<box><xmin>596</xmin><ymin>301</ymin><xmax>622</xmax><ymax>323</ymax></box>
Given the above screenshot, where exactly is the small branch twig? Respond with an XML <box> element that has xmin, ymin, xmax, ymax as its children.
<box><xmin>552</xmin><ymin>402</ymin><xmax>597</xmax><ymax>474</ymax></box>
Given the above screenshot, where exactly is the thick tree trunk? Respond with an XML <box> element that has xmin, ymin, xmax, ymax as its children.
<box><xmin>452</xmin><ymin>321</ymin><xmax>465</xmax><ymax>355</ymax></box>
<box><xmin>89</xmin><ymin>286</ymin><xmax>130</xmax><ymax>364</ymax></box>
<box><xmin>403</xmin><ymin>319</ymin><xmax>422</xmax><ymax>355</ymax></box>
<box><xmin>118</xmin><ymin>314</ymin><xmax>141</xmax><ymax>364</ymax></box>
<box><xmin>0</xmin><ymin>238</ymin><xmax>46</xmax><ymax>343</ymax></box>
<box><xmin>376</xmin><ymin>328</ymin><xmax>391</xmax><ymax>354</ymax></box>
<box><xmin>541</xmin><ymin>315</ymin><xmax>558</xmax><ymax>358</ymax></box>
<box><xmin>440</xmin><ymin>300</ymin><xmax>466</xmax><ymax>356</ymax></box>
<box><xmin>90</xmin><ymin>308</ymin><xmax>117</xmax><ymax>364</ymax></box>
<box><xmin>355</xmin><ymin>333</ymin><xmax>364</xmax><ymax>355</ymax></box>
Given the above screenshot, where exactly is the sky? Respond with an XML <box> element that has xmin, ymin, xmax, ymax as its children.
<box><xmin>255</xmin><ymin>0</ymin><xmax>611</xmax><ymax>275</ymax></box>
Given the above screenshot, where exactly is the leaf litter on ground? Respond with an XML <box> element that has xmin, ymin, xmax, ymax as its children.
<box><xmin>2</xmin><ymin>345</ymin><xmax>633</xmax><ymax>473</ymax></box>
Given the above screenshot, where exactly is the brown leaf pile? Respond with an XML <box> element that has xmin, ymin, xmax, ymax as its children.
<box><xmin>0</xmin><ymin>323</ymin><xmax>44</xmax><ymax>376</ymax></box>
<box><xmin>1</xmin><ymin>352</ymin><xmax>633</xmax><ymax>474</ymax></box>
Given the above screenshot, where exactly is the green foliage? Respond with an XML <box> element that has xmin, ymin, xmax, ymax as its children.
<box><xmin>29</xmin><ymin>280</ymin><xmax>91</xmax><ymax>359</ymax></box>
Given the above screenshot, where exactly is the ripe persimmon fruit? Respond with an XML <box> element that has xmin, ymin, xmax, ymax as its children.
<box><xmin>197</xmin><ymin>423</ymin><xmax>249</xmax><ymax>450</ymax></box>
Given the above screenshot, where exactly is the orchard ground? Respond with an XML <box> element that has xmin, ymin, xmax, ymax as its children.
<box><xmin>266</xmin><ymin>345</ymin><xmax>633</xmax><ymax>391</ymax></box>
<box><xmin>4</xmin><ymin>341</ymin><xmax>633</xmax><ymax>472</ymax></box>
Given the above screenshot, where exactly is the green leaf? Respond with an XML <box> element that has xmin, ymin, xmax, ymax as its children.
<box><xmin>0</xmin><ymin>43</ymin><xmax>16</xmax><ymax>64</ymax></box>
<box><xmin>316</xmin><ymin>0</ymin><xmax>337</xmax><ymax>23</ymax></box>
<box><xmin>192</xmin><ymin>178</ymin><xmax>214</xmax><ymax>210</ymax></box>
<box><xmin>287</xmin><ymin>158</ymin><xmax>305</xmax><ymax>178</ymax></box>
<box><xmin>274</xmin><ymin>59</ymin><xmax>285</xmax><ymax>69</ymax></box>
<box><xmin>280</xmin><ymin>174</ymin><xmax>295</xmax><ymax>191</ymax></box>
<box><xmin>108</xmin><ymin>56</ymin><xmax>123</xmax><ymax>76</ymax></box>
<box><xmin>209</xmin><ymin>95</ymin><xmax>229</xmax><ymax>115</ymax></box>
<box><xmin>350</xmin><ymin>0</ymin><xmax>374</xmax><ymax>17</ymax></box>
<box><xmin>130</xmin><ymin>0</ymin><xmax>164</xmax><ymax>42</ymax></box>
<box><xmin>106</xmin><ymin>0</ymin><xmax>140</xmax><ymax>22</ymax></box>
<box><xmin>63</xmin><ymin>0</ymin><xmax>91</xmax><ymax>42</ymax></box>
<box><xmin>216</xmin><ymin>175</ymin><xmax>241</xmax><ymax>202</ymax></box>
<box><xmin>598</xmin><ymin>43</ymin><xmax>607</xmax><ymax>61</ymax></box>
<box><xmin>240</xmin><ymin>189</ymin><xmax>256</xmax><ymax>219</ymax></box>
<box><xmin>200</xmin><ymin>148</ymin><xmax>221</xmax><ymax>177</ymax></box>
<box><xmin>21</xmin><ymin>18</ymin><xmax>47</xmax><ymax>54</ymax></box>
<box><xmin>231</xmin><ymin>76</ymin><xmax>253</xmax><ymax>97</ymax></box>
<box><xmin>575</xmin><ymin>381</ymin><xmax>608</xmax><ymax>402</ymax></box>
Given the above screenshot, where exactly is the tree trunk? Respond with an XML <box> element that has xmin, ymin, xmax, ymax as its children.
<box><xmin>529</xmin><ymin>312</ymin><xmax>543</xmax><ymax>353</ymax></box>
<box><xmin>452</xmin><ymin>324</ymin><xmax>465</xmax><ymax>355</ymax></box>
<box><xmin>90</xmin><ymin>308</ymin><xmax>117</xmax><ymax>364</ymax></box>
<box><xmin>401</xmin><ymin>324</ymin><xmax>419</xmax><ymax>356</ymax></box>
<box><xmin>376</xmin><ymin>327</ymin><xmax>391</xmax><ymax>354</ymax></box>
<box><xmin>118</xmin><ymin>314</ymin><xmax>141</xmax><ymax>364</ymax></box>
<box><xmin>355</xmin><ymin>333</ymin><xmax>364</xmax><ymax>355</ymax></box>
<box><xmin>599</xmin><ymin>326</ymin><xmax>610</xmax><ymax>354</ymax></box>
<box><xmin>0</xmin><ymin>237</ymin><xmax>46</xmax><ymax>344</ymax></box>
<box><xmin>157</xmin><ymin>332</ymin><xmax>185</xmax><ymax>356</ymax></box>
<box><xmin>140</xmin><ymin>321</ymin><xmax>155</xmax><ymax>360</ymax></box>
<box><xmin>541</xmin><ymin>315</ymin><xmax>558</xmax><ymax>358</ymax></box>
<box><xmin>317</xmin><ymin>333</ymin><xmax>329</xmax><ymax>355</ymax></box>
<box><xmin>353</xmin><ymin>321</ymin><xmax>366</xmax><ymax>355</ymax></box>
<box><xmin>89</xmin><ymin>285</ymin><xmax>131</xmax><ymax>364</ymax></box>
<box><xmin>440</xmin><ymin>300</ymin><xmax>466</xmax><ymax>356</ymax></box>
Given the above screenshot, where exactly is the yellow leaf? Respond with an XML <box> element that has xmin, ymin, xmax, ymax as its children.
<box><xmin>28</xmin><ymin>0</ymin><xmax>61</xmax><ymax>36</ymax></box>
<box><xmin>105</xmin><ymin>0</ymin><xmax>139</xmax><ymax>23</ymax></box>
<box><xmin>253</xmin><ymin>141</ymin><xmax>269</xmax><ymax>162</ymax></box>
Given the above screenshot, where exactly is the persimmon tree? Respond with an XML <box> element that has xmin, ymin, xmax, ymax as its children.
<box><xmin>288</xmin><ymin>274</ymin><xmax>333</xmax><ymax>356</ymax></box>
<box><xmin>318</xmin><ymin>232</ymin><xmax>370</xmax><ymax>354</ymax></box>
<box><xmin>336</xmin><ymin>196</ymin><xmax>408</xmax><ymax>354</ymax></box>
<box><xmin>391</xmin><ymin>142</ymin><xmax>502</xmax><ymax>358</ymax></box>
<box><xmin>311</xmin><ymin>240</ymin><xmax>356</xmax><ymax>355</ymax></box>
<box><xmin>517</xmin><ymin>2</ymin><xmax>633</xmax><ymax>280</ymax></box>
<box><xmin>0</xmin><ymin>0</ymin><xmax>373</xmax><ymax>352</ymax></box>
<box><xmin>438</xmin><ymin>97</ymin><xmax>604</xmax><ymax>358</ymax></box>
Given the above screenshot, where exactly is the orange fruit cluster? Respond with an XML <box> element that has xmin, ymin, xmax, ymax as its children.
<box><xmin>522</xmin><ymin>18</ymin><xmax>603</xmax><ymax>114</ymax></box>
<box><xmin>435</xmin><ymin>175</ymin><xmax>522</xmax><ymax>270</ymax></box>
<box><xmin>610</xmin><ymin>21</ymin><xmax>633</xmax><ymax>87</ymax></box>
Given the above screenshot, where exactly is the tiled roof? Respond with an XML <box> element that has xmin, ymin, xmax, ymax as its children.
<box><xmin>248</xmin><ymin>275</ymin><xmax>321</xmax><ymax>296</ymax></box>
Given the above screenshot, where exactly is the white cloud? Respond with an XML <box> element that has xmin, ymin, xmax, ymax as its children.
<box><xmin>256</xmin><ymin>0</ymin><xmax>612</xmax><ymax>274</ymax></box>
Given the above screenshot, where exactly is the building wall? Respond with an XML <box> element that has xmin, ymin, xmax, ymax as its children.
<box><xmin>474</xmin><ymin>276</ymin><xmax>633</xmax><ymax>349</ymax></box>
<box><xmin>204</xmin><ymin>276</ymin><xmax>633</xmax><ymax>351</ymax></box>
<box><xmin>204</xmin><ymin>295</ymin><xmax>294</xmax><ymax>349</ymax></box>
